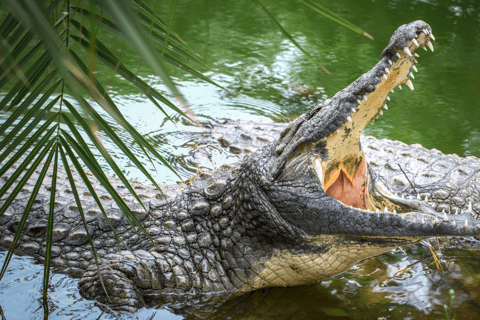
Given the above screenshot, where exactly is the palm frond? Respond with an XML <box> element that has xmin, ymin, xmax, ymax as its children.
<box><xmin>58</xmin><ymin>145</ymin><xmax>109</xmax><ymax>304</ymax></box>
<box><xmin>0</xmin><ymin>0</ymin><xmax>219</xmax><ymax>301</ymax></box>
<box><xmin>0</xmin><ymin>139</ymin><xmax>56</xmax><ymax>281</ymax></box>
<box><xmin>42</xmin><ymin>144</ymin><xmax>58</xmax><ymax>301</ymax></box>
<box><xmin>298</xmin><ymin>0</ymin><xmax>373</xmax><ymax>39</ymax></box>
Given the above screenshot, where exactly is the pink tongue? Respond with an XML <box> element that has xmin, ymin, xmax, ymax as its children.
<box><xmin>325</xmin><ymin>158</ymin><xmax>374</xmax><ymax>210</ymax></box>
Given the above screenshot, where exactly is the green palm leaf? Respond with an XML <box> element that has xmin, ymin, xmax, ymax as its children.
<box><xmin>0</xmin><ymin>0</ymin><xmax>212</xmax><ymax>301</ymax></box>
<box><xmin>42</xmin><ymin>144</ymin><xmax>58</xmax><ymax>302</ymax></box>
<box><xmin>0</xmin><ymin>139</ymin><xmax>56</xmax><ymax>281</ymax></box>
<box><xmin>58</xmin><ymin>145</ymin><xmax>110</xmax><ymax>305</ymax></box>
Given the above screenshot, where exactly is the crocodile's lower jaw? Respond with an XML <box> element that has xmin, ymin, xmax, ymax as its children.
<box><xmin>246</xmin><ymin>234</ymin><xmax>414</xmax><ymax>291</ymax></box>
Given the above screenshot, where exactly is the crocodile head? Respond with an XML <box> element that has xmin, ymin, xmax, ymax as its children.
<box><xmin>259</xmin><ymin>21</ymin><xmax>480</xmax><ymax>239</ymax></box>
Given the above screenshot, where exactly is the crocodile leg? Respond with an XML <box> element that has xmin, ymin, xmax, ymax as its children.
<box><xmin>79</xmin><ymin>263</ymin><xmax>145</xmax><ymax>312</ymax></box>
<box><xmin>78</xmin><ymin>249</ymin><xmax>170</xmax><ymax>312</ymax></box>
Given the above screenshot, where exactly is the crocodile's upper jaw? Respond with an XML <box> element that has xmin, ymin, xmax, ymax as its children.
<box><xmin>318</xmin><ymin>26</ymin><xmax>434</xmax><ymax>213</ymax></box>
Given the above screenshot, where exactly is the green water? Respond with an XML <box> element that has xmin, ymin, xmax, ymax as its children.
<box><xmin>1</xmin><ymin>0</ymin><xmax>480</xmax><ymax>319</ymax></box>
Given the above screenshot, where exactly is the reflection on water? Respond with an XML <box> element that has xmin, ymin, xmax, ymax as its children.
<box><xmin>2</xmin><ymin>0</ymin><xmax>480</xmax><ymax>318</ymax></box>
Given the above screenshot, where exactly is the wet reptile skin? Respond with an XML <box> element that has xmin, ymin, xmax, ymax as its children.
<box><xmin>1</xmin><ymin>21</ymin><xmax>480</xmax><ymax>312</ymax></box>
<box><xmin>0</xmin><ymin>148</ymin><xmax>412</xmax><ymax>311</ymax></box>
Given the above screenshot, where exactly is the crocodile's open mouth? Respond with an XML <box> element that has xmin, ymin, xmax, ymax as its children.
<box><xmin>271</xmin><ymin>21</ymin><xmax>479</xmax><ymax>235</ymax></box>
<box><xmin>315</xmin><ymin>27</ymin><xmax>436</xmax><ymax>214</ymax></box>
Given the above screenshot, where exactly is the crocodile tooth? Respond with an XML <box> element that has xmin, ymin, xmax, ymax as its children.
<box><xmin>388</xmin><ymin>59</ymin><xmax>393</xmax><ymax>65</ymax></box>
<box><xmin>386</xmin><ymin>96</ymin><xmax>390</xmax><ymax>101</ymax></box>
<box><xmin>385</xmin><ymin>68</ymin><xmax>390</xmax><ymax>74</ymax></box>
<box><xmin>421</xmin><ymin>218</ymin><xmax>425</xmax><ymax>224</ymax></box>
<box><xmin>414</xmin><ymin>53</ymin><xmax>419</xmax><ymax>57</ymax></box>
<box><xmin>413</xmin><ymin>218</ymin><xmax>416</xmax><ymax>223</ymax></box>
<box><xmin>404</xmin><ymin>47</ymin><xmax>412</xmax><ymax>56</ymax></box>
<box><xmin>412</xmin><ymin>38</ymin><xmax>419</xmax><ymax>47</ymax></box>
<box><xmin>452</xmin><ymin>220</ymin><xmax>456</xmax><ymax>227</ymax></box>
<box><xmin>357</xmin><ymin>99</ymin><xmax>362</xmax><ymax>104</ymax></box>
<box><xmin>384</xmin><ymin>207</ymin><xmax>388</xmax><ymax>213</ymax></box>
<box><xmin>383</xmin><ymin>74</ymin><xmax>388</xmax><ymax>80</ymax></box>
<box><xmin>465</xmin><ymin>220</ymin><xmax>469</xmax><ymax>228</ymax></box>
<box><xmin>409</xmin><ymin>72</ymin><xmax>415</xmax><ymax>79</ymax></box>
<box><xmin>425</xmin><ymin>195</ymin><xmax>428</xmax><ymax>202</ymax></box>
<box><xmin>346</xmin><ymin>116</ymin><xmax>352</xmax><ymax>122</ymax></box>
<box><xmin>376</xmin><ymin>209</ymin><xmax>380</xmax><ymax>213</ymax></box>
<box><xmin>379</xmin><ymin>109</ymin><xmax>383</xmax><ymax>115</ymax></box>
<box><xmin>443</xmin><ymin>212</ymin><xmax>448</xmax><ymax>222</ymax></box>
<box><xmin>423</xmin><ymin>28</ymin><xmax>429</xmax><ymax>35</ymax></box>
<box><xmin>414</xmin><ymin>59</ymin><xmax>418</xmax><ymax>63</ymax></box>
<box><xmin>396</xmin><ymin>52</ymin><xmax>401</xmax><ymax>58</ymax></box>
<box><xmin>391</xmin><ymin>89</ymin><xmax>394</xmax><ymax>93</ymax></box>
<box><xmin>427</xmin><ymin>42</ymin><xmax>434</xmax><ymax>52</ymax></box>
<box><xmin>423</xmin><ymin>46</ymin><xmax>427</xmax><ymax>51</ymax></box>
<box><xmin>405</xmin><ymin>79</ymin><xmax>414</xmax><ymax>90</ymax></box>
<box><xmin>383</xmin><ymin>103</ymin><xmax>388</xmax><ymax>110</ymax></box>
<box><xmin>430</xmin><ymin>34</ymin><xmax>435</xmax><ymax>41</ymax></box>
<box><xmin>351</xmin><ymin>108</ymin><xmax>356</xmax><ymax>113</ymax></box>
<box><xmin>336</xmin><ymin>128</ymin><xmax>340</xmax><ymax>133</ymax></box>
<box><xmin>412</xmin><ymin>65</ymin><xmax>418</xmax><ymax>72</ymax></box>
<box><xmin>375</xmin><ymin>115</ymin><xmax>378</xmax><ymax>119</ymax></box>
<box><xmin>393</xmin><ymin>209</ymin><xmax>397</xmax><ymax>215</ymax></box>
<box><xmin>363</xmin><ymin>95</ymin><xmax>368</xmax><ymax>100</ymax></box>
<box><xmin>417</xmin><ymin>193</ymin><xmax>421</xmax><ymax>200</ymax></box>
<box><xmin>398</xmin><ymin>84</ymin><xmax>402</xmax><ymax>90</ymax></box>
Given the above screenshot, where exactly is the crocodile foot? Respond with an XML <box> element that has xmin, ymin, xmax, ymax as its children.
<box><xmin>78</xmin><ymin>267</ymin><xmax>145</xmax><ymax>312</ymax></box>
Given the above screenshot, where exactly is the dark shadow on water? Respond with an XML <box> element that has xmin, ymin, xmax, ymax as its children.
<box><xmin>202</xmin><ymin>285</ymin><xmax>350</xmax><ymax>320</ymax></box>
<box><xmin>142</xmin><ymin>284</ymin><xmax>351</xmax><ymax>320</ymax></box>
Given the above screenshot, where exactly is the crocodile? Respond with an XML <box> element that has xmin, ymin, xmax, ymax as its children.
<box><xmin>1</xmin><ymin>21</ymin><xmax>480</xmax><ymax>313</ymax></box>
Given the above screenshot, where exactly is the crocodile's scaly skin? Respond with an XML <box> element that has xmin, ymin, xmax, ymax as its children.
<box><xmin>0</xmin><ymin>155</ymin><xmax>412</xmax><ymax>311</ymax></box>
<box><xmin>2</xmin><ymin>21</ymin><xmax>480</xmax><ymax>312</ymax></box>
